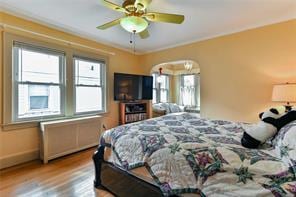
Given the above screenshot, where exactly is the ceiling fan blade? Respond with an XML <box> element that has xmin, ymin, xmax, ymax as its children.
<box><xmin>97</xmin><ymin>18</ymin><xmax>121</xmax><ymax>30</ymax></box>
<box><xmin>101</xmin><ymin>0</ymin><xmax>129</xmax><ymax>13</ymax></box>
<box><xmin>134</xmin><ymin>0</ymin><xmax>152</xmax><ymax>10</ymax></box>
<box><xmin>144</xmin><ymin>12</ymin><xmax>185</xmax><ymax>24</ymax></box>
<box><xmin>139</xmin><ymin>29</ymin><xmax>150</xmax><ymax>39</ymax></box>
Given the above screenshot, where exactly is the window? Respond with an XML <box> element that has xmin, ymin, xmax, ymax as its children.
<box><xmin>74</xmin><ymin>57</ymin><xmax>105</xmax><ymax>114</ymax></box>
<box><xmin>13</xmin><ymin>42</ymin><xmax>64</xmax><ymax>120</ymax></box>
<box><xmin>7</xmin><ymin>37</ymin><xmax>108</xmax><ymax>124</ymax></box>
<box><xmin>180</xmin><ymin>74</ymin><xmax>200</xmax><ymax>107</ymax></box>
<box><xmin>29</xmin><ymin>85</ymin><xmax>49</xmax><ymax>110</ymax></box>
<box><xmin>152</xmin><ymin>73</ymin><xmax>169</xmax><ymax>103</ymax></box>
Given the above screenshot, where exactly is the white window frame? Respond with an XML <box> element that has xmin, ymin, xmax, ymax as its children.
<box><xmin>152</xmin><ymin>73</ymin><xmax>170</xmax><ymax>103</ymax></box>
<box><xmin>73</xmin><ymin>56</ymin><xmax>107</xmax><ymax>115</ymax></box>
<box><xmin>12</xmin><ymin>42</ymin><xmax>66</xmax><ymax>122</ymax></box>
<box><xmin>180</xmin><ymin>74</ymin><xmax>200</xmax><ymax>107</ymax></box>
<box><xmin>3</xmin><ymin>33</ymin><xmax>108</xmax><ymax>128</ymax></box>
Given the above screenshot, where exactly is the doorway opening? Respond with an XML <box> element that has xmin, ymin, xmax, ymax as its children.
<box><xmin>150</xmin><ymin>60</ymin><xmax>200</xmax><ymax>116</ymax></box>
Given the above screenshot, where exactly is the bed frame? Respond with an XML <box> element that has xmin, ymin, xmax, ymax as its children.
<box><xmin>93</xmin><ymin>145</ymin><xmax>167</xmax><ymax>197</ymax></box>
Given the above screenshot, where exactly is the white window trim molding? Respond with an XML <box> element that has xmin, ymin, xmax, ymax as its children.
<box><xmin>73</xmin><ymin>55</ymin><xmax>107</xmax><ymax>115</ymax></box>
<box><xmin>2</xmin><ymin>32</ymin><xmax>109</xmax><ymax>130</ymax></box>
<box><xmin>12</xmin><ymin>42</ymin><xmax>66</xmax><ymax>122</ymax></box>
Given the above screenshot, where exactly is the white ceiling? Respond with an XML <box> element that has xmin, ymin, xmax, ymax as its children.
<box><xmin>0</xmin><ymin>0</ymin><xmax>295</xmax><ymax>54</ymax></box>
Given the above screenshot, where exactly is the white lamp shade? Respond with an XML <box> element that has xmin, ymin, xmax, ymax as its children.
<box><xmin>120</xmin><ymin>16</ymin><xmax>148</xmax><ymax>33</ymax></box>
<box><xmin>272</xmin><ymin>84</ymin><xmax>296</xmax><ymax>103</ymax></box>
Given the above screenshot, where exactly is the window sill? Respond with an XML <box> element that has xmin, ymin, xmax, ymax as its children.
<box><xmin>1</xmin><ymin>111</ymin><xmax>109</xmax><ymax>131</ymax></box>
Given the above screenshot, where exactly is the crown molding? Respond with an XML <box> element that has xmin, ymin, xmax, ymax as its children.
<box><xmin>140</xmin><ymin>17</ymin><xmax>296</xmax><ymax>55</ymax></box>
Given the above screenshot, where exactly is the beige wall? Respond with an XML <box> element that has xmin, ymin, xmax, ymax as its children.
<box><xmin>0</xmin><ymin>12</ymin><xmax>144</xmax><ymax>167</ymax></box>
<box><xmin>171</xmin><ymin>75</ymin><xmax>179</xmax><ymax>104</ymax></box>
<box><xmin>140</xmin><ymin>19</ymin><xmax>296</xmax><ymax>123</ymax></box>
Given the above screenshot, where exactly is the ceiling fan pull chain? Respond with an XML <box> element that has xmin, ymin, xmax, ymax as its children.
<box><xmin>133</xmin><ymin>30</ymin><xmax>136</xmax><ymax>54</ymax></box>
<box><xmin>130</xmin><ymin>32</ymin><xmax>133</xmax><ymax>44</ymax></box>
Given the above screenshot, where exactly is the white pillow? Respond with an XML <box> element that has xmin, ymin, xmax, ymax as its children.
<box><xmin>153</xmin><ymin>103</ymin><xmax>165</xmax><ymax>111</ymax></box>
<box><xmin>169</xmin><ymin>103</ymin><xmax>181</xmax><ymax>113</ymax></box>
<box><xmin>159</xmin><ymin>103</ymin><xmax>170</xmax><ymax>114</ymax></box>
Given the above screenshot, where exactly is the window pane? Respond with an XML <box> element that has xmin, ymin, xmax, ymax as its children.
<box><xmin>30</xmin><ymin>96</ymin><xmax>48</xmax><ymax>110</ymax></box>
<box><xmin>18</xmin><ymin>48</ymin><xmax>61</xmax><ymax>83</ymax></box>
<box><xmin>181</xmin><ymin>87</ymin><xmax>195</xmax><ymax>106</ymax></box>
<box><xmin>153</xmin><ymin>89</ymin><xmax>157</xmax><ymax>103</ymax></box>
<box><xmin>152</xmin><ymin>74</ymin><xmax>156</xmax><ymax>88</ymax></box>
<box><xmin>18</xmin><ymin>84</ymin><xmax>61</xmax><ymax>118</ymax></box>
<box><xmin>76</xmin><ymin>87</ymin><xmax>102</xmax><ymax>113</ymax></box>
<box><xmin>196</xmin><ymin>75</ymin><xmax>200</xmax><ymax>107</ymax></box>
<box><xmin>160</xmin><ymin>90</ymin><xmax>168</xmax><ymax>103</ymax></box>
<box><xmin>75</xmin><ymin>59</ymin><xmax>101</xmax><ymax>86</ymax></box>
<box><xmin>184</xmin><ymin>75</ymin><xmax>195</xmax><ymax>87</ymax></box>
<box><xmin>159</xmin><ymin>75</ymin><xmax>168</xmax><ymax>89</ymax></box>
<box><xmin>181</xmin><ymin>75</ymin><xmax>197</xmax><ymax>107</ymax></box>
<box><xmin>29</xmin><ymin>85</ymin><xmax>49</xmax><ymax>109</ymax></box>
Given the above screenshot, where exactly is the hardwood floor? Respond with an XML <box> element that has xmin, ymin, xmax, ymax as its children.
<box><xmin>0</xmin><ymin>147</ymin><xmax>114</xmax><ymax>197</ymax></box>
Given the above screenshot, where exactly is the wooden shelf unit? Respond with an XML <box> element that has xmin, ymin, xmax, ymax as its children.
<box><xmin>119</xmin><ymin>101</ymin><xmax>151</xmax><ymax>125</ymax></box>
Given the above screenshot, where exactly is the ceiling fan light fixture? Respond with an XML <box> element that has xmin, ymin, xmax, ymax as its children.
<box><xmin>120</xmin><ymin>16</ymin><xmax>148</xmax><ymax>33</ymax></box>
<box><xmin>98</xmin><ymin>0</ymin><xmax>185</xmax><ymax>39</ymax></box>
<box><xmin>184</xmin><ymin>61</ymin><xmax>193</xmax><ymax>71</ymax></box>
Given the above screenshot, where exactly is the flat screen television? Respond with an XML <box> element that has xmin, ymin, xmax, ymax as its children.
<box><xmin>114</xmin><ymin>73</ymin><xmax>153</xmax><ymax>101</ymax></box>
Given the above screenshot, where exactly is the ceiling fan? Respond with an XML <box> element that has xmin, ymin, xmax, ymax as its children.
<box><xmin>97</xmin><ymin>0</ymin><xmax>185</xmax><ymax>39</ymax></box>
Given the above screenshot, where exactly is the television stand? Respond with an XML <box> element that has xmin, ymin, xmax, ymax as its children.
<box><xmin>119</xmin><ymin>101</ymin><xmax>151</xmax><ymax>125</ymax></box>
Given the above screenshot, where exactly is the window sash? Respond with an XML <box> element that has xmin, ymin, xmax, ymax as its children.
<box><xmin>152</xmin><ymin>88</ymin><xmax>157</xmax><ymax>104</ymax></box>
<box><xmin>160</xmin><ymin>89</ymin><xmax>169</xmax><ymax>103</ymax></box>
<box><xmin>12</xmin><ymin>43</ymin><xmax>65</xmax><ymax>122</ymax></box>
<box><xmin>74</xmin><ymin>86</ymin><xmax>106</xmax><ymax>115</ymax></box>
<box><xmin>181</xmin><ymin>74</ymin><xmax>196</xmax><ymax>86</ymax></box>
<box><xmin>159</xmin><ymin>75</ymin><xmax>169</xmax><ymax>89</ymax></box>
<box><xmin>180</xmin><ymin>74</ymin><xmax>199</xmax><ymax>107</ymax></box>
<box><xmin>74</xmin><ymin>56</ymin><xmax>103</xmax><ymax>86</ymax></box>
<box><xmin>75</xmin><ymin>86</ymin><xmax>104</xmax><ymax>114</ymax></box>
<box><xmin>14</xmin><ymin>83</ymin><xmax>65</xmax><ymax>121</ymax></box>
<box><xmin>73</xmin><ymin>57</ymin><xmax>106</xmax><ymax>115</ymax></box>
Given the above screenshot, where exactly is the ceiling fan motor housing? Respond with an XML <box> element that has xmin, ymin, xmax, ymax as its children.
<box><xmin>123</xmin><ymin>0</ymin><xmax>136</xmax><ymax>12</ymax></box>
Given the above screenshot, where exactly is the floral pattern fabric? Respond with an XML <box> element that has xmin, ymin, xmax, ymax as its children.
<box><xmin>101</xmin><ymin>113</ymin><xmax>296</xmax><ymax>196</ymax></box>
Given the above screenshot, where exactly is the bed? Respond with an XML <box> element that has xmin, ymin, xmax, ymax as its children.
<box><xmin>93</xmin><ymin>112</ymin><xmax>296</xmax><ymax>197</ymax></box>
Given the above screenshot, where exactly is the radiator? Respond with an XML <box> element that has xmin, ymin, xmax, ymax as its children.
<box><xmin>40</xmin><ymin>116</ymin><xmax>102</xmax><ymax>163</ymax></box>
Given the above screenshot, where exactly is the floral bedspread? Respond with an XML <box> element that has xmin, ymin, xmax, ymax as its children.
<box><xmin>101</xmin><ymin>113</ymin><xmax>296</xmax><ymax>196</ymax></box>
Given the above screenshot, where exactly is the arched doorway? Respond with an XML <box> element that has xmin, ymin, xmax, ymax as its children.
<box><xmin>150</xmin><ymin>60</ymin><xmax>200</xmax><ymax>116</ymax></box>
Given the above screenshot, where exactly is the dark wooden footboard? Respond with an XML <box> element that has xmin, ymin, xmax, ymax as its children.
<box><xmin>92</xmin><ymin>145</ymin><xmax>165</xmax><ymax>197</ymax></box>
<box><xmin>92</xmin><ymin>145</ymin><xmax>105</xmax><ymax>188</ymax></box>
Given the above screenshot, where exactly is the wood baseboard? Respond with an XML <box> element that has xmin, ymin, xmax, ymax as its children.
<box><xmin>0</xmin><ymin>149</ymin><xmax>39</xmax><ymax>170</ymax></box>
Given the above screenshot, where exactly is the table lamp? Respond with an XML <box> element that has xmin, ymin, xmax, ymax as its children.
<box><xmin>272</xmin><ymin>83</ymin><xmax>296</xmax><ymax>111</ymax></box>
